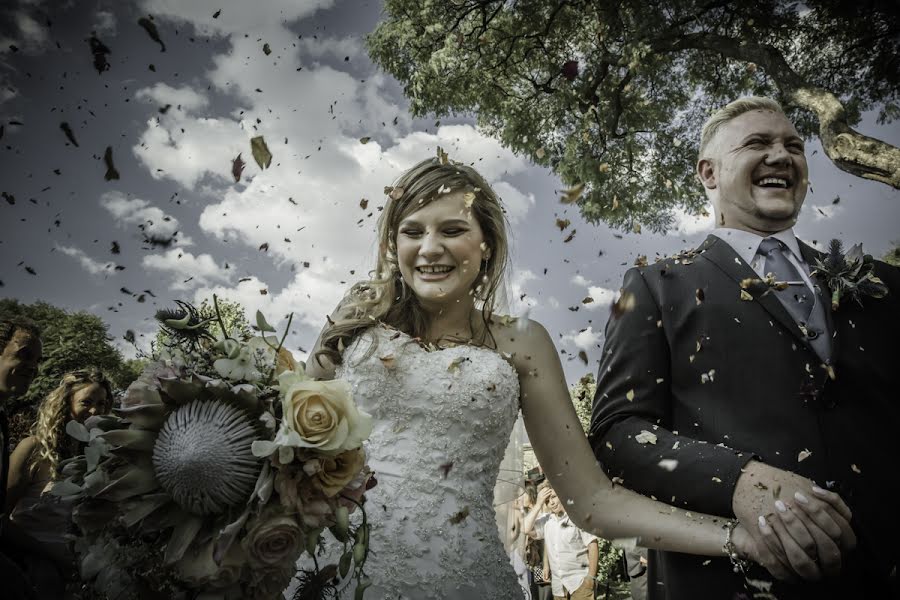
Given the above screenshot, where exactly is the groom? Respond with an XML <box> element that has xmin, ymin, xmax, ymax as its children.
<box><xmin>589</xmin><ymin>97</ymin><xmax>900</xmax><ymax>599</ymax></box>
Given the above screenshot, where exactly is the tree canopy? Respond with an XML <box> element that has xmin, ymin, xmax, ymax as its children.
<box><xmin>369</xmin><ymin>0</ymin><xmax>899</xmax><ymax>231</ymax></box>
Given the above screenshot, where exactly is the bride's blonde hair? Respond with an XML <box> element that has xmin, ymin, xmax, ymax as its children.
<box><xmin>317</xmin><ymin>156</ymin><xmax>510</xmax><ymax>366</ymax></box>
<box><xmin>31</xmin><ymin>368</ymin><xmax>112</xmax><ymax>477</ymax></box>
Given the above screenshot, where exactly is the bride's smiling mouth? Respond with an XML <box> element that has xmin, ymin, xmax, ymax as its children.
<box><xmin>415</xmin><ymin>264</ymin><xmax>455</xmax><ymax>281</ymax></box>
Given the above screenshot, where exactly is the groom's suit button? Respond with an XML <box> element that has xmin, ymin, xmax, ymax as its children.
<box><xmin>806</xmin><ymin>329</ymin><xmax>820</xmax><ymax>340</ymax></box>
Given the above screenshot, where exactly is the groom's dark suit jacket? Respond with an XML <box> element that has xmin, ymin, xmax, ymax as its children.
<box><xmin>589</xmin><ymin>234</ymin><xmax>900</xmax><ymax>600</ymax></box>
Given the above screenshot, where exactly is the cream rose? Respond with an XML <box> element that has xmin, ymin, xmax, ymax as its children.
<box><xmin>313</xmin><ymin>448</ymin><xmax>367</xmax><ymax>497</ymax></box>
<box><xmin>241</xmin><ymin>514</ymin><xmax>304</xmax><ymax>567</ymax></box>
<box><xmin>280</xmin><ymin>379</ymin><xmax>372</xmax><ymax>453</ymax></box>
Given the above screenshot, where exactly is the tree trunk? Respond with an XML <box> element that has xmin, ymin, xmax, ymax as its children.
<box><xmin>667</xmin><ymin>33</ymin><xmax>900</xmax><ymax>189</ymax></box>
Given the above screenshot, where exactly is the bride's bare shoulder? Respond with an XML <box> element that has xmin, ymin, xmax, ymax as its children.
<box><xmin>488</xmin><ymin>315</ymin><xmax>556</xmax><ymax>373</ymax></box>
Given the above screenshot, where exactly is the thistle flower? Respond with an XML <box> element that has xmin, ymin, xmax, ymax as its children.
<box><xmin>153</xmin><ymin>400</ymin><xmax>261</xmax><ymax>515</ymax></box>
<box><xmin>155</xmin><ymin>300</ymin><xmax>215</xmax><ymax>349</ymax></box>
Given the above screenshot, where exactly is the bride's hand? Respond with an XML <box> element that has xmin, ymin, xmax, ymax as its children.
<box><xmin>730</xmin><ymin>521</ymin><xmax>805</xmax><ymax>582</ymax></box>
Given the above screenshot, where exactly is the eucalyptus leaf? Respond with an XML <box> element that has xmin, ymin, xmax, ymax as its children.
<box><xmin>255</xmin><ymin>310</ymin><xmax>276</xmax><ymax>332</ymax></box>
<box><xmin>66</xmin><ymin>419</ymin><xmax>91</xmax><ymax>442</ymax></box>
<box><xmin>164</xmin><ymin>512</ymin><xmax>204</xmax><ymax>564</ymax></box>
<box><xmin>49</xmin><ymin>479</ymin><xmax>83</xmax><ymax>496</ymax></box>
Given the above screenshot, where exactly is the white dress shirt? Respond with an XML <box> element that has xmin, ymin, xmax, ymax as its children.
<box><xmin>711</xmin><ymin>227</ymin><xmax>816</xmax><ymax>290</ymax></box>
<box><xmin>532</xmin><ymin>512</ymin><xmax>599</xmax><ymax>596</ymax></box>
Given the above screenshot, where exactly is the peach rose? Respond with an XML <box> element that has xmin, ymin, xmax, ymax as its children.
<box><xmin>312</xmin><ymin>449</ymin><xmax>367</xmax><ymax>497</ymax></box>
<box><xmin>280</xmin><ymin>379</ymin><xmax>372</xmax><ymax>454</ymax></box>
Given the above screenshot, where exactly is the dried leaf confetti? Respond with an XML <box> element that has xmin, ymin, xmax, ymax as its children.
<box><xmin>611</xmin><ymin>291</ymin><xmax>636</xmax><ymax>319</ymax></box>
<box><xmin>635</xmin><ymin>430</ymin><xmax>658</xmax><ymax>445</ymax></box>
<box><xmin>103</xmin><ymin>146</ymin><xmax>119</xmax><ymax>181</ymax></box>
<box><xmin>137</xmin><ymin>17</ymin><xmax>166</xmax><ymax>52</ymax></box>
<box><xmin>59</xmin><ymin>122</ymin><xmax>79</xmax><ymax>147</ymax></box>
<box><xmin>798</xmin><ymin>449</ymin><xmax>812</xmax><ymax>462</ymax></box>
<box><xmin>250</xmin><ymin>136</ymin><xmax>272</xmax><ymax>169</ymax></box>
<box><xmin>88</xmin><ymin>34</ymin><xmax>111</xmax><ymax>74</ymax></box>
<box><xmin>658</xmin><ymin>459</ymin><xmax>678</xmax><ymax>472</ymax></box>
<box><xmin>232</xmin><ymin>153</ymin><xmax>245</xmax><ymax>182</ymax></box>
<box><xmin>560</xmin><ymin>182</ymin><xmax>585</xmax><ymax>204</ymax></box>
<box><xmin>448</xmin><ymin>506</ymin><xmax>469</xmax><ymax>525</ymax></box>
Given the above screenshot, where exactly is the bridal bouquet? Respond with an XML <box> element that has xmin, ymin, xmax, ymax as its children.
<box><xmin>52</xmin><ymin>297</ymin><xmax>375</xmax><ymax>600</ymax></box>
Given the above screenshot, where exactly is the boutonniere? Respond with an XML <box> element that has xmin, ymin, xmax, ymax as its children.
<box><xmin>811</xmin><ymin>239</ymin><xmax>889</xmax><ymax>310</ymax></box>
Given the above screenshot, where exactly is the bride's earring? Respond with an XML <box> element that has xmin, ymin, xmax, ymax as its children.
<box><xmin>395</xmin><ymin>269</ymin><xmax>407</xmax><ymax>299</ymax></box>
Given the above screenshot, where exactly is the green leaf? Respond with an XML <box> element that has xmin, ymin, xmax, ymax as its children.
<box><xmin>250</xmin><ymin>136</ymin><xmax>272</xmax><ymax>170</ymax></box>
<box><xmin>339</xmin><ymin>550</ymin><xmax>353</xmax><ymax>578</ymax></box>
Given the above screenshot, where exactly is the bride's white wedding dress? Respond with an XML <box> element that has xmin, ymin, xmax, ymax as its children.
<box><xmin>325</xmin><ymin>324</ymin><xmax>523</xmax><ymax>599</ymax></box>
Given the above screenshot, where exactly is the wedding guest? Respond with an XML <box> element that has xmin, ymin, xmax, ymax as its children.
<box><xmin>6</xmin><ymin>368</ymin><xmax>112</xmax><ymax>597</ymax></box>
<box><xmin>0</xmin><ymin>316</ymin><xmax>43</xmax><ymax>600</ymax></box>
<box><xmin>624</xmin><ymin>546</ymin><xmax>648</xmax><ymax>600</ymax></box>
<box><xmin>523</xmin><ymin>483</ymin><xmax>598</xmax><ymax>600</ymax></box>
<box><xmin>590</xmin><ymin>96</ymin><xmax>900</xmax><ymax>599</ymax></box>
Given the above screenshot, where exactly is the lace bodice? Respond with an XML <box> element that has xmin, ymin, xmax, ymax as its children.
<box><xmin>331</xmin><ymin>324</ymin><xmax>523</xmax><ymax>599</ymax></box>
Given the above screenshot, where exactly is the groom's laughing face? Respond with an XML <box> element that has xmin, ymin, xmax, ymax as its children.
<box><xmin>699</xmin><ymin>109</ymin><xmax>809</xmax><ymax>234</ymax></box>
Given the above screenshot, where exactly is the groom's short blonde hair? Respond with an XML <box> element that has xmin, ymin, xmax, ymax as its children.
<box><xmin>699</xmin><ymin>96</ymin><xmax>785</xmax><ymax>159</ymax></box>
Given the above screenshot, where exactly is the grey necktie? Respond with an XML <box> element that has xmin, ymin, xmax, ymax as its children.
<box><xmin>757</xmin><ymin>237</ymin><xmax>813</xmax><ymax>325</ymax></box>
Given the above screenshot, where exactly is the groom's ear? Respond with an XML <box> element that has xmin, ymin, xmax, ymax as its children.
<box><xmin>697</xmin><ymin>158</ymin><xmax>717</xmax><ymax>189</ymax></box>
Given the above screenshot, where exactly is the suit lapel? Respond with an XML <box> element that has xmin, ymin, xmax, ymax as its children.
<box><xmin>697</xmin><ymin>234</ymin><xmax>809</xmax><ymax>344</ymax></box>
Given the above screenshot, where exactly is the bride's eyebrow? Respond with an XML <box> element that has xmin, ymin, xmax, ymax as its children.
<box><xmin>399</xmin><ymin>218</ymin><xmax>470</xmax><ymax>227</ymax></box>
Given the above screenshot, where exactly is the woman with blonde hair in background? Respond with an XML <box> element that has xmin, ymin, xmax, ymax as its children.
<box><xmin>5</xmin><ymin>368</ymin><xmax>112</xmax><ymax>597</ymax></box>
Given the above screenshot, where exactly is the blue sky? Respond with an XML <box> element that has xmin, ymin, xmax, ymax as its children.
<box><xmin>1</xmin><ymin>0</ymin><xmax>898</xmax><ymax>384</ymax></box>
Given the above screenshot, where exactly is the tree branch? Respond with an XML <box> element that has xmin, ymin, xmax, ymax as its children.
<box><xmin>661</xmin><ymin>32</ymin><xmax>900</xmax><ymax>189</ymax></box>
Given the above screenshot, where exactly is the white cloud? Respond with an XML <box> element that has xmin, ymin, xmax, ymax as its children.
<box><xmin>509</xmin><ymin>268</ymin><xmax>539</xmax><ymax>315</ymax></box>
<box><xmin>100</xmin><ymin>191</ymin><xmax>192</xmax><ymax>245</ymax></box>
<box><xmin>92</xmin><ymin>10</ymin><xmax>117</xmax><ymax>36</ymax></box>
<box><xmin>140</xmin><ymin>0</ymin><xmax>336</xmax><ymax>36</ymax></box>
<box><xmin>56</xmin><ymin>245</ymin><xmax>117</xmax><ymax>276</ymax></box>
<box><xmin>142</xmin><ymin>249</ymin><xmax>230</xmax><ymax>290</ymax></box>
<box><xmin>135</xmin><ymin>83</ymin><xmax>210</xmax><ymax>113</ymax></box>
<box><xmin>571</xmin><ymin>274</ymin><xmax>590</xmax><ymax>287</ymax></box>
<box><xmin>299</xmin><ymin>36</ymin><xmax>364</xmax><ymax>62</ymax></box>
<box><xmin>671</xmin><ymin>205</ymin><xmax>714</xmax><ymax>236</ymax></box>
<box><xmin>193</xmin><ymin>268</ymin><xmax>345</xmax><ymax>337</ymax></box>
<box><xmin>570</xmin><ymin>274</ymin><xmax>617</xmax><ymax>311</ymax></box>
<box><xmin>586</xmin><ymin>286</ymin><xmax>617</xmax><ymax>310</ymax></box>
<box><xmin>560</xmin><ymin>326</ymin><xmax>602</xmax><ymax>351</ymax></box>
<box><xmin>492</xmin><ymin>181</ymin><xmax>535</xmax><ymax>225</ymax></box>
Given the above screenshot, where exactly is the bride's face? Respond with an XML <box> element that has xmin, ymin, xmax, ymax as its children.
<box><xmin>395</xmin><ymin>191</ymin><xmax>489</xmax><ymax>308</ymax></box>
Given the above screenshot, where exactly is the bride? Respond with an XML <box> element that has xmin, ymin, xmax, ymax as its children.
<box><xmin>303</xmin><ymin>156</ymin><xmax>846</xmax><ymax>599</ymax></box>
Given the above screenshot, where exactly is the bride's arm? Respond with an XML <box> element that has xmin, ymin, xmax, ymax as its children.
<box><xmin>504</xmin><ymin>319</ymin><xmax>742</xmax><ymax>556</ymax></box>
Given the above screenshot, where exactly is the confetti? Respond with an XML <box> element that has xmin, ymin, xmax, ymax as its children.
<box><xmin>635</xmin><ymin>430</ymin><xmax>658</xmax><ymax>445</ymax></box>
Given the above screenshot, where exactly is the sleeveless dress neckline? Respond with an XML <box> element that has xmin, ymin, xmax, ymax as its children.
<box><xmin>290</xmin><ymin>324</ymin><xmax>524</xmax><ymax>599</ymax></box>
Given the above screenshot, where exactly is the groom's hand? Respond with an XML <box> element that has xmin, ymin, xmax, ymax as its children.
<box><xmin>732</xmin><ymin>460</ymin><xmax>855</xmax><ymax>580</ymax></box>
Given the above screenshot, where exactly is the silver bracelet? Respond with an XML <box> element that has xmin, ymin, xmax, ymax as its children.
<box><xmin>723</xmin><ymin>520</ymin><xmax>752</xmax><ymax>575</ymax></box>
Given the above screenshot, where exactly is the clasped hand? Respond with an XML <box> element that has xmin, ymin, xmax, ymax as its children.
<box><xmin>730</xmin><ymin>460</ymin><xmax>856</xmax><ymax>581</ymax></box>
